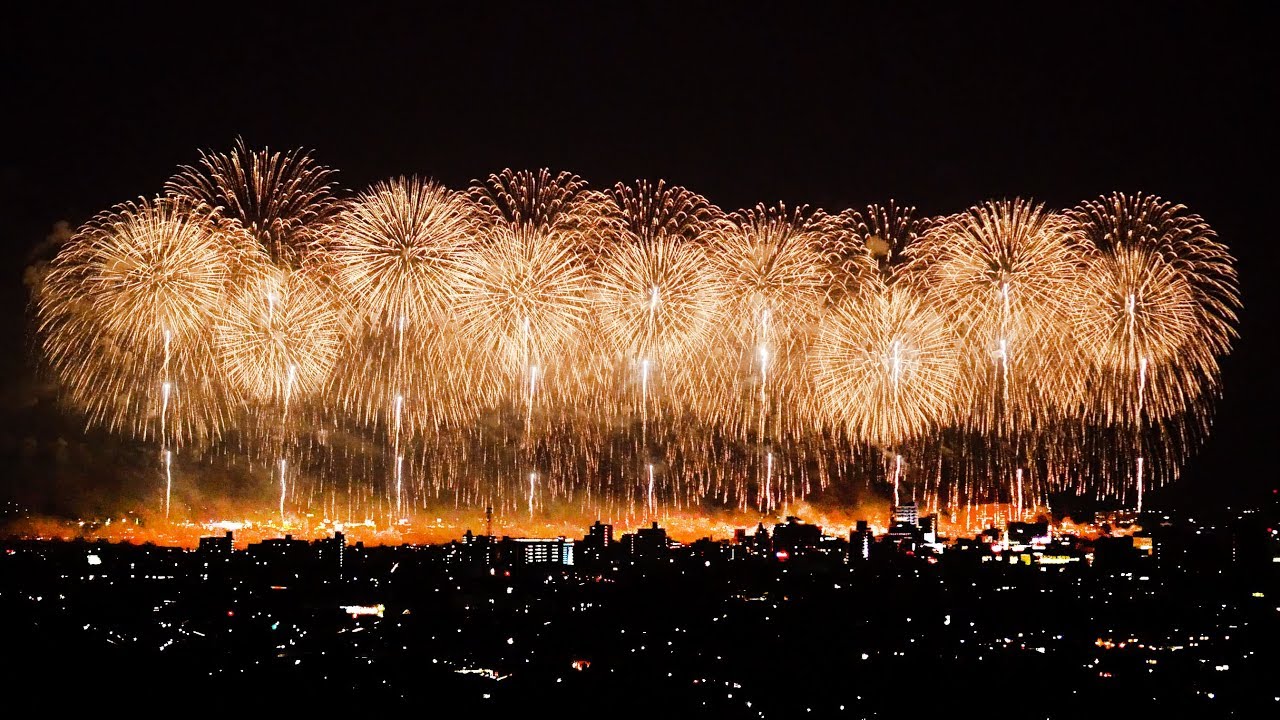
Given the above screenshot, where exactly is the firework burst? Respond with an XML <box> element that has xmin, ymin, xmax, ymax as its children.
<box><xmin>166</xmin><ymin>138</ymin><xmax>340</xmax><ymax>264</ymax></box>
<box><xmin>704</xmin><ymin>203</ymin><xmax>828</xmax><ymax>433</ymax></box>
<box><xmin>825</xmin><ymin>201</ymin><xmax>926</xmax><ymax>296</ymax></box>
<box><xmin>38</xmin><ymin>196</ymin><xmax>238</xmax><ymax>447</ymax></box>
<box><xmin>1067</xmin><ymin>192</ymin><xmax>1239</xmax><ymax>428</ymax></box>
<box><xmin>213</xmin><ymin>260</ymin><xmax>342</xmax><ymax>407</ymax></box>
<box><xmin>910</xmin><ymin>199</ymin><xmax>1085</xmax><ymax>433</ymax></box>
<box><xmin>594</xmin><ymin>236</ymin><xmax>723</xmax><ymax>390</ymax></box>
<box><xmin>461</xmin><ymin>171</ymin><xmax>599</xmax><ymax>409</ymax></box>
<box><xmin>326</xmin><ymin>177</ymin><xmax>486</xmax><ymax>434</ymax></box>
<box><xmin>331</xmin><ymin>176</ymin><xmax>479</xmax><ymax>327</ymax></box>
<box><xmin>811</xmin><ymin>282</ymin><xmax>960</xmax><ymax>446</ymax></box>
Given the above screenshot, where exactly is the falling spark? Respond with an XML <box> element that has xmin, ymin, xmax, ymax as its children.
<box><xmin>395</xmin><ymin>454</ymin><xmax>404</xmax><ymax>518</ymax></box>
<box><xmin>1136</xmin><ymin>457</ymin><xmax>1145</xmax><ymax>514</ymax></box>
<box><xmin>1015</xmin><ymin>468</ymin><xmax>1024</xmax><ymax>520</ymax></box>
<box><xmin>647</xmin><ymin>463</ymin><xmax>656</xmax><ymax>515</ymax></box>
<box><xmin>163</xmin><ymin>449</ymin><xmax>173</xmax><ymax>518</ymax></box>
<box><xmin>893</xmin><ymin>454</ymin><xmax>902</xmax><ymax>507</ymax></box>
<box><xmin>278</xmin><ymin>457</ymin><xmax>288</xmax><ymax>523</ymax></box>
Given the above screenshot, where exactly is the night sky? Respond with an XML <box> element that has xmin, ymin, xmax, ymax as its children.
<box><xmin>2</xmin><ymin>3</ymin><xmax>1274</xmax><ymax>508</ymax></box>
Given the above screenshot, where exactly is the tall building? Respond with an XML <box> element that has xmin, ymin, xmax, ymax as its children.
<box><xmin>587</xmin><ymin>520</ymin><xmax>613</xmax><ymax>547</ymax></box>
<box><xmin>772</xmin><ymin>516</ymin><xmax>822</xmax><ymax>557</ymax></box>
<box><xmin>623</xmin><ymin>522</ymin><xmax>669</xmax><ymax>560</ymax></box>
<box><xmin>850</xmin><ymin>520</ymin><xmax>872</xmax><ymax>561</ymax></box>
<box><xmin>578</xmin><ymin>521</ymin><xmax>614</xmax><ymax>565</ymax></box>
<box><xmin>751</xmin><ymin>523</ymin><xmax>773</xmax><ymax>555</ymax></box>
<box><xmin>919</xmin><ymin>514</ymin><xmax>939</xmax><ymax>544</ymax></box>
<box><xmin>459</xmin><ymin>529</ymin><xmax>495</xmax><ymax>565</ymax></box>
<box><xmin>316</xmin><ymin>531</ymin><xmax>346</xmax><ymax>576</ymax></box>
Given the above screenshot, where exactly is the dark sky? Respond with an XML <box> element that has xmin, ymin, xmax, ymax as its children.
<box><xmin>1</xmin><ymin>2</ymin><xmax>1274</xmax><ymax>506</ymax></box>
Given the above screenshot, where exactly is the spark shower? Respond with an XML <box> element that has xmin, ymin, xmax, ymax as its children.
<box><xmin>32</xmin><ymin>141</ymin><xmax>1239</xmax><ymax>526</ymax></box>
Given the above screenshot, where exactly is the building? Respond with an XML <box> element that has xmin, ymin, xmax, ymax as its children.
<box><xmin>248</xmin><ymin>534</ymin><xmax>309</xmax><ymax>563</ymax></box>
<box><xmin>499</xmin><ymin>536</ymin><xmax>574</xmax><ymax>566</ymax></box>
<box><xmin>919</xmin><ymin>514</ymin><xmax>939</xmax><ymax>544</ymax></box>
<box><xmin>751</xmin><ymin>523</ymin><xmax>772</xmax><ymax>555</ymax></box>
<box><xmin>316</xmin><ymin>531</ymin><xmax>347</xmax><ymax>575</ymax></box>
<box><xmin>458</xmin><ymin>529</ymin><xmax>495</xmax><ymax>565</ymax></box>
<box><xmin>1092</xmin><ymin>535</ymin><xmax>1147</xmax><ymax>569</ymax></box>
<box><xmin>689</xmin><ymin>537</ymin><xmax>731</xmax><ymax>561</ymax></box>
<box><xmin>622</xmin><ymin>522</ymin><xmax>669</xmax><ymax>560</ymax></box>
<box><xmin>578</xmin><ymin>521</ymin><xmax>614</xmax><ymax>565</ymax></box>
<box><xmin>197</xmin><ymin>531</ymin><xmax>233</xmax><ymax>555</ymax></box>
<box><xmin>587</xmin><ymin>520</ymin><xmax>613</xmax><ymax>547</ymax></box>
<box><xmin>885</xmin><ymin>521</ymin><xmax>921</xmax><ymax>552</ymax></box>
<box><xmin>772</xmin><ymin>516</ymin><xmax>822</xmax><ymax>557</ymax></box>
<box><xmin>891</xmin><ymin>502</ymin><xmax>919</xmax><ymax>527</ymax></box>
<box><xmin>1007</xmin><ymin>520</ymin><xmax>1049</xmax><ymax>546</ymax></box>
<box><xmin>850</xmin><ymin>520</ymin><xmax>873</xmax><ymax>561</ymax></box>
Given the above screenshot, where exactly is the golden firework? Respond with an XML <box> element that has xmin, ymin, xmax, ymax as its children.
<box><xmin>910</xmin><ymin>199</ymin><xmax>1085</xmax><ymax>433</ymax></box>
<box><xmin>38</xmin><ymin>196</ymin><xmax>238</xmax><ymax>447</ymax></box>
<box><xmin>214</xmin><ymin>259</ymin><xmax>342</xmax><ymax>406</ymax></box>
<box><xmin>1068</xmin><ymin>192</ymin><xmax>1239</xmax><ymax>427</ymax></box>
<box><xmin>167</xmin><ymin>138</ymin><xmax>339</xmax><ymax>264</ymax></box>
<box><xmin>811</xmin><ymin>282</ymin><xmax>960</xmax><ymax>446</ymax></box>
<box><xmin>461</xmin><ymin>182</ymin><xmax>596</xmax><ymax>407</ymax></box>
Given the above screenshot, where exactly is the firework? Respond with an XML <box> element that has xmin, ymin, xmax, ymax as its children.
<box><xmin>605</xmin><ymin>180</ymin><xmax>722</xmax><ymax>245</ymax></box>
<box><xmin>472</xmin><ymin>168</ymin><xmax>596</xmax><ymax>231</ymax></box>
<box><xmin>1067</xmin><ymin>193</ymin><xmax>1239</xmax><ymax>427</ymax></box>
<box><xmin>38</xmin><ymin>196</ymin><xmax>238</xmax><ymax>447</ymax></box>
<box><xmin>825</xmin><ymin>201</ymin><xmax>926</xmax><ymax>295</ymax></box>
<box><xmin>328</xmin><ymin>322</ymin><xmax>493</xmax><ymax>437</ymax></box>
<box><xmin>326</xmin><ymin>177</ymin><xmax>487</xmax><ymax>437</ymax></box>
<box><xmin>213</xmin><ymin>259</ymin><xmax>342</xmax><ymax>407</ymax></box>
<box><xmin>704</xmin><ymin>204</ymin><xmax>828</xmax><ymax>433</ymax></box>
<box><xmin>810</xmin><ymin>282</ymin><xmax>961</xmax><ymax>446</ymax></box>
<box><xmin>331</xmin><ymin>176</ymin><xmax>479</xmax><ymax>327</ymax></box>
<box><xmin>166</xmin><ymin>138</ymin><xmax>340</xmax><ymax>264</ymax></box>
<box><xmin>709</xmin><ymin>204</ymin><xmax>828</xmax><ymax>353</ymax></box>
<box><xmin>461</xmin><ymin>170</ymin><xmax>599</xmax><ymax>408</ymax></box>
<box><xmin>910</xmin><ymin>199</ymin><xmax>1086</xmax><ymax>433</ymax></box>
<box><xmin>594</xmin><ymin>234</ymin><xmax>724</xmax><ymax>397</ymax></box>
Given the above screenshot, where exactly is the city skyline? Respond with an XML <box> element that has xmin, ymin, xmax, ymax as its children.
<box><xmin>0</xmin><ymin>4</ymin><xmax>1274</xmax><ymax>715</ymax></box>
